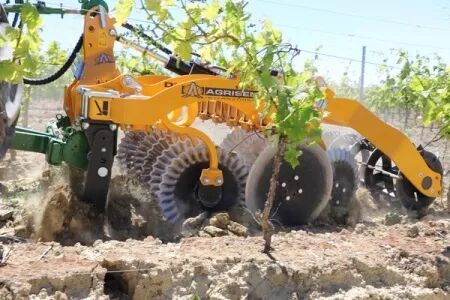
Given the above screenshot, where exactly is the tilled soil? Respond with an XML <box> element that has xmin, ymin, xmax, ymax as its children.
<box><xmin>0</xmin><ymin>218</ymin><xmax>449</xmax><ymax>299</ymax></box>
<box><xmin>0</xmin><ymin>100</ymin><xmax>449</xmax><ymax>299</ymax></box>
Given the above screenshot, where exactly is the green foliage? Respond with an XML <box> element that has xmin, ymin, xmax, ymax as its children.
<box><xmin>366</xmin><ymin>51</ymin><xmax>449</xmax><ymax>139</ymax></box>
<box><xmin>31</xmin><ymin>42</ymin><xmax>73</xmax><ymax>100</ymax></box>
<box><xmin>328</xmin><ymin>73</ymin><xmax>359</xmax><ymax>99</ymax></box>
<box><xmin>116</xmin><ymin>46</ymin><xmax>169</xmax><ymax>76</ymax></box>
<box><xmin>0</xmin><ymin>3</ymin><xmax>43</xmax><ymax>83</ymax></box>
<box><xmin>114</xmin><ymin>0</ymin><xmax>135</xmax><ymax>24</ymax></box>
<box><xmin>121</xmin><ymin>0</ymin><xmax>324</xmax><ymax>165</ymax></box>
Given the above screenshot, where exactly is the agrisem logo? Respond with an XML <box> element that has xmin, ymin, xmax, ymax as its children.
<box><xmin>181</xmin><ymin>82</ymin><xmax>255</xmax><ymax>100</ymax></box>
<box><xmin>182</xmin><ymin>82</ymin><xmax>204</xmax><ymax>98</ymax></box>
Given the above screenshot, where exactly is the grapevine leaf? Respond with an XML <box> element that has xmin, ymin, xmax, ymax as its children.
<box><xmin>114</xmin><ymin>0</ymin><xmax>136</xmax><ymax>24</ymax></box>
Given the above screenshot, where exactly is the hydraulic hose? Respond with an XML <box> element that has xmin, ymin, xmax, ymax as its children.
<box><xmin>23</xmin><ymin>34</ymin><xmax>83</xmax><ymax>86</ymax></box>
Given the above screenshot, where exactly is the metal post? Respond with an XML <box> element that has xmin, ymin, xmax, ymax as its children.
<box><xmin>359</xmin><ymin>46</ymin><xmax>366</xmax><ymax>102</ymax></box>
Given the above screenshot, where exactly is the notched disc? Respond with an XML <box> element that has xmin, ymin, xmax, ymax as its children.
<box><xmin>117</xmin><ymin>131</ymin><xmax>147</xmax><ymax>173</ymax></box>
<box><xmin>327</xmin><ymin>147</ymin><xmax>359</xmax><ymax>222</ymax></box>
<box><xmin>151</xmin><ymin>139</ymin><xmax>248</xmax><ymax>223</ymax></box>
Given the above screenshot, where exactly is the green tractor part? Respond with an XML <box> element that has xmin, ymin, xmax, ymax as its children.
<box><xmin>10</xmin><ymin>115</ymin><xmax>89</xmax><ymax>169</ymax></box>
<box><xmin>1</xmin><ymin>3</ymin><xmax>89</xmax><ymax>168</ymax></box>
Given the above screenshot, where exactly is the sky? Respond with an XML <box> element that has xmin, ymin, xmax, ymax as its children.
<box><xmin>30</xmin><ymin>0</ymin><xmax>450</xmax><ymax>86</ymax></box>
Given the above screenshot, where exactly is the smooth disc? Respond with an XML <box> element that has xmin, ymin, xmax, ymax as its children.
<box><xmin>245</xmin><ymin>143</ymin><xmax>333</xmax><ymax>225</ymax></box>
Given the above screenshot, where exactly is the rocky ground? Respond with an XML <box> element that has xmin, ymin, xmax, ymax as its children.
<box><xmin>0</xmin><ymin>203</ymin><xmax>449</xmax><ymax>299</ymax></box>
<box><xmin>0</xmin><ymin>100</ymin><xmax>449</xmax><ymax>299</ymax></box>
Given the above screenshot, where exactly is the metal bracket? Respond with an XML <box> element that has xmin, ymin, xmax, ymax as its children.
<box><xmin>81</xmin><ymin>122</ymin><xmax>117</xmax><ymax>211</ymax></box>
<box><xmin>10</xmin><ymin>123</ymin><xmax>89</xmax><ymax>169</ymax></box>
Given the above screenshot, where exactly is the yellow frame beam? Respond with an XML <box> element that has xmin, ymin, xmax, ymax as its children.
<box><xmin>322</xmin><ymin>89</ymin><xmax>441</xmax><ymax>198</ymax></box>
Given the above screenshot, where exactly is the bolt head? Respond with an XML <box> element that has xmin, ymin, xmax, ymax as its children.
<box><xmin>98</xmin><ymin>167</ymin><xmax>108</xmax><ymax>178</ymax></box>
<box><xmin>109</xmin><ymin>124</ymin><xmax>118</xmax><ymax>131</ymax></box>
<box><xmin>203</xmin><ymin>177</ymin><xmax>210</xmax><ymax>184</ymax></box>
<box><xmin>81</xmin><ymin>122</ymin><xmax>90</xmax><ymax>130</ymax></box>
<box><xmin>109</xmin><ymin>29</ymin><xmax>117</xmax><ymax>36</ymax></box>
<box><xmin>216</xmin><ymin>177</ymin><xmax>223</xmax><ymax>185</ymax></box>
<box><xmin>101</xmin><ymin>147</ymin><xmax>107</xmax><ymax>153</ymax></box>
<box><xmin>421</xmin><ymin>176</ymin><xmax>432</xmax><ymax>190</ymax></box>
<box><xmin>294</xmin><ymin>175</ymin><xmax>299</xmax><ymax>181</ymax></box>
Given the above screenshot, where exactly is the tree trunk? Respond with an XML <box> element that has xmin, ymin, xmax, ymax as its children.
<box><xmin>262</xmin><ymin>135</ymin><xmax>286</xmax><ymax>253</ymax></box>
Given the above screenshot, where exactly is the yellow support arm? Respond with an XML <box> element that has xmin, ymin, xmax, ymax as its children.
<box><xmin>77</xmin><ymin>75</ymin><xmax>261</xmax><ymax>186</ymax></box>
<box><xmin>322</xmin><ymin>88</ymin><xmax>442</xmax><ymax>198</ymax></box>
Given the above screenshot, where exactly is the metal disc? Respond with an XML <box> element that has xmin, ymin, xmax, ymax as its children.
<box><xmin>132</xmin><ymin>129</ymin><xmax>177</xmax><ymax>184</ymax></box>
<box><xmin>349</xmin><ymin>138</ymin><xmax>373</xmax><ymax>180</ymax></box>
<box><xmin>245</xmin><ymin>143</ymin><xmax>333</xmax><ymax>226</ymax></box>
<box><xmin>150</xmin><ymin>139</ymin><xmax>248</xmax><ymax>223</ymax></box>
<box><xmin>220</xmin><ymin>127</ymin><xmax>268</xmax><ymax>167</ymax></box>
<box><xmin>396</xmin><ymin>149</ymin><xmax>443</xmax><ymax>211</ymax></box>
<box><xmin>327</xmin><ymin>147</ymin><xmax>359</xmax><ymax>222</ymax></box>
<box><xmin>364</xmin><ymin>148</ymin><xmax>398</xmax><ymax>196</ymax></box>
<box><xmin>117</xmin><ymin>131</ymin><xmax>147</xmax><ymax>173</ymax></box>
<box><xmin>321</xmin><ymin>130</ymin><xmax>341</xmax><ymax>147</ymax></box>
<box><xmin>117</xmin><ymin>128</ymin><xmax>177</xmax><ymax>187</ymax></box>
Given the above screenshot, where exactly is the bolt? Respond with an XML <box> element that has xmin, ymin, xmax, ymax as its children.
<box><xmin>77</xmin><ymin>87</ymin><xmax>90</xmax><ymax>93</ymax></box>
<box><xmin>298</xmin><ymin>189</ymin><xmax>303</xmax><ymax>194</ymax></box>
<box><xmin>336</xmin><ymin>200</ymin><xmax>340</xmax><ymax>205</ymax></box>
<box><xmin>101</xmin><ymin>147</ymin><xmax>107</xmax><ymax>153</ymax></box>
<box><xmin>109</xmin><ymin>29</ymin><xmax>117</xmax><ymax>36</ymax></box>
<box><xmin>294</xmin><ymin>175</ymin><xmax>299</xmax><ymax>181</ymax></box>
<box><xmin>135</xmin><ymin>87</ymin><xmax>143</xmax><ymax>95</ymax></box>
<box><xmin>81</xmin><ymin>122</ymin><xmax>90</xmax><ymax>130</ymax></box>
<box><xmin>286</xmin><ymin>196</ymin><xmax>291</xmax><ymax>201</ymax></box>
<box><xmin>216</xmin><ymin>177</ymin><xmax>223</xmax><ymax>185</ymax></box>
<box><xmin>342</xmin><ymin>188</ymin><xmax>346</xmax><ymax>193</ymax></box>
<box><xmin>98</xmin><ymin>167</ymin><xmax>108</xmax><ymax>178</ymax></box>
<box><xmin>109</xmin><ymin>124</ymin><xmax>118</xmax><ymax>131</ymax></box>
<box><xmin>281</xmin><ymin>182</ymin><xmax>287</xmax><ymax>188</ymax></box>
<box><xmin>203</xmin><ymin>177</ymin><xmax>210</xmax><ymax>184</ymax></box>
<box><xmin>335</xmin><ymin>183</ymin><xmax>339</xmax><ymax>188</ymax></box>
